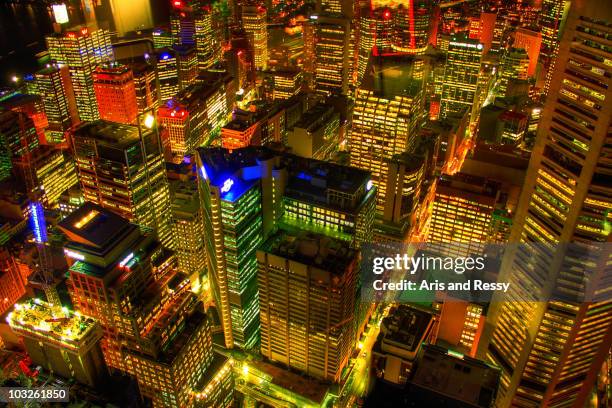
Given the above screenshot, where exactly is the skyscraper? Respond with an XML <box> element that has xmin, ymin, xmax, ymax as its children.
<box><xmin>58</xmin><ymin>204</ymin><xmax>230</xmax><ymax>407</ymax></box>
<box><xmin>440</xmin><ymin>37</ymin><xmax>483</xmax><ymax>120</ymax></box>
<box><xmin>499</xmin><ymin>48</ymin><xmax>529</xmax><ymax>97</ymax></box>
<box><xmin>242</xmin><ymin>5</ymin><xmax>268</xmax><ymax>70</ymax></box>
<box><xmin>350</xmin><ymin>54</ymin><xmax>425</xmax><ymax>212</ymax></box>
<box><xmin>196</xmin><ymin>146</ymin><xmax>376</xmax><ymax>350</ymax></box>
<box><xmin>392</xmin><ymin>0</ymin><xmax>433</xmax><ymax>54</ymax></box>
<box><xmin>71</xmin><ymin>120</ymin><xmax>175</xmax><ymax>250</ymax></box>
<box><xmin>93</xmin><ymin>63</ymin><xmax>138</xmax><ymax>125</ymax></box>
<box><xmin>195</xmin><ymin>7</ymin><xmax>222</xmax><ymax>70</ymax></box>
<box><xmin>33</xmin><ymin>65</ymin><xmax>77</xmax><ymax>144</ymax></box>
<box><xmin>196</xmin><ymin>148</ymin><xmax>266</xmax><ymax>350</ymax></box>
<box><xmin>258</xmin><ymin>229</ymin><xmax>358</xmax><ymax>382</ymax></box>
<box><xmin>514</xmin><ymin>27</ymin><xmax>542</xmax><ymax>77</ymax></box>
<box><xmin>313</xmin><ymin>15</ymin><xmax>352</xmax><ymax>95</ymax></box>
<box><xmin>484</xmin><ymin>4</ymin><xmax>612</xmax><ymax>406</ymax></box>
<box><xmin>46</xmin><ymin>27</ymin><xmax>113</xmax><ymax>121</ymax></box>
<box><xmin>155</xmin><ymin>48</ymin><xmax>180</xmax><ymax>102</ymax></box>
<box><xmin>357</xmin><ymin>8</ymin><xmax>394</xmax><ymax>84</ymax></box>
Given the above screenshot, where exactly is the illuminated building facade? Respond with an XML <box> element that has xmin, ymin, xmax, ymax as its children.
<box><xmin>287</xmin><ymin>102</ymin><xmax>340</xmax><ymax>161</ymax></box>
<box><xmin>0</xmin><ymin>110</ymin><xmax>39</xmax><ymax>181</ymax></box>
<box><xmin>0</xmin><ymin>248</ymin><xmax>28</xmax><ymax>316</ymax></box>
<box><xmin>93</xmin><ymin>63</ymin><xmax>138</xmax><ymax>125</ymax></box>
<box><xmin>314</xmin><ymin>15</ymin><xmax>351</xmax><ymax>95</ymax></box>
<box><xmin>12</xmin><ymin>145</ymin><xmax>78</xmax><ymax>208</ymax></box>
<box><xmin>170</xmin><ymin>179</ymin><xmax>206</xmax><ymax>283</ymax></box>
<box><xmin>485</xmin><ymin>6</ymin><xmax>612</xmax><ymax>407</ymax></box>
<box><xmin>221</xmin><ymin>120</ymin><xmax>259</xmax><ymax>150</ymax></box>
<box><xmin>257</xmin><ymin>229</ymin><xmax>358</xmax><ymax>382</ymax></box>
<box><xmin>392</xmin><ymin>0</ymin><xmax>433</xmax><ymax>54</ymax></box>
<box><xmin>174</xmin><ymin>44</ymin><xmax>198</xmax><ymax>90</ymax></box>
<box><xmin>357</xmin><ymin>8</ymin><xmax>394</xmax><ymax>84</ymax></box>
<box><xmin>46</xmin><ymin>27</ymin><xmax>113</xmax><ymax>121</ymax></box>
<box><xmin>158</xmin><ymin>88</ymin><xmax>206</xmax><ymax>160</ymax></box>
<box><xmin>242</xmin><ymin>5</ymin><xmax>268</xmax><ymax>70</ymax></box>
<box><xmin>58</xmin><ymin>204</ymin><xmax>228</xmax><ymax>407</ymax></box>
<box><xmin>8</xmin><ymin>299</ymin><xmax>108</xmax><ymax>388</ymax></box>
<box><xmin>58</xmin><ymin>186</ymin><xmax>85</xmax><ymax>219</ymax></box>
<box><xmin>268</xmin><ymin>69</ymin><xmax>303</xmax><ymax>100</ymax></box>
<box><xmin>153</xmin><ymin>27</ymin><xmax>174</xmax><ymax>49</ymax></box>
<box><xmin>155</xmin><ymin>48</ymin><xmax>179</xmax><ymax>102</ymax></box>
<box><xmin>33</xmin><ymin>65</ymin><xmax>76</xmax><ymax>144</ymax></box>
<box><xmin>195</xmin><ymin>8</ymin><xmax>221</xmax><ymax>70</ymax></box>
<box><xmin>540</xmin><ymin>0</ymin><xmax>571</xmax><ymax>64</ymax></box>
<box><xmin>128</xmin><ymin>59</ymin><xmax>160</xmax><ymax>115</ymax></box>
<box><xmin>350</xmin><ymin>54</ymin><xmax>425</xmax><ymax>212</ymax></box>
<box><xmin>280</xmin><ymin>157</ymin><xmax>376</xmax><ymax>248</ymax></box>
<box><xmin>159</xmin><ymin>81</ymin><xmax>228</xmax><ymax>160</ymax></box>
<box><xmin>428</xmin><ymin>173</ymin><xmax>501</xmax><ymax>257</ymax></box>
<box><xmin>196</xmin><ymin>146</ymin><xmax>375</xmax><ymax>350</ymax></box>
<box><xmin>497</xmin><ymin>110</ymin><xmax>528</xmax><ymax>145</ymax></box>
<box><xmin>440</xmin><ymin>37</ymin><xmax>483</xmax><ymax>119</ymax></box>
<box><xmin>513</xmin><ymin>27</ymin><xmax>542</xmax><ymax>77</ymax></box>
<box><xmin>71</xmin><ymin>120</ymin><xmax>175</xmax><ymax>250</ymax></box>
<box><xmin>196</xmin><ymin>148</ymin><xmax>266</xmax><ymax>349</ymax></box>
<box><xmin>499</xmin><ymin>48</ymin><xmax>529</xmax><ymax>97</ymax></box>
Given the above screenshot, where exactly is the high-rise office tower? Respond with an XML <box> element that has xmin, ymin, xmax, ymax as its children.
<box><xmin>196</xmin><ymin>148</ymin><xmax>267</xmax><ymax>350</ymax></box>
<box><xmin>479</xmin><ymin>11</ymin><xmax>497</xmax><ymax>53</ymax></box>
<box><xmin>171</xmin><ymin>6</ymin><xmax>196</xmax><ymax>45</ymax></box>
<box><xmin>58</xmin><ymin>204</ymin><xmax>232</xmax><ymax>407</ymax></box>
<box><xmin>484</xmin><ymin>4</ymin><xmax>612</xmax><ymax>407</ymax></box>
<box><xmin>393</xmin><ymin>0</ymin><xmax>432</xmax><ymax>54</ymax></box>
<box><xmin>155</xmin><ymin>48</ymin><xmax>180</xmax><ymax>102</ymax></box>
<box><xmin>513</xmin><ymin>27</ymin><xmax>542</xmax><ymax>77</ymax></box>
<box><xmin>93</xmin><ymin>63</ymin><xmax>138</xmax><ymax>125</ymax></box>
<box><xmin>313</xmin><ymin>15</ymin><xmax>352</xmax><ymax>95</ymax></box>
<box><xmin>428</xmin><ymin>173</ymin><xmax>502</xmax><ymax>258</ymax></box>
<box><xmin>440</xmin><ymin>36</ymin><xmax>483</xmax><ymax>120</ymax></box>
<box><xmin>128</xmin><ymin>58</ymin><xmax>160</xmax><ymax>115</ymax></box>
<box><xmin>158</xmin><ymin>82</ymin><xmax>228</xmax><ymax>161</ymax></box>
<box><xmin>196</xmin><ymin>146</ymin><xmax>376</xmax><ymax>350</ymax></box>
<box><xmin>258</xmin><ymin>229</ymin><xmax>358</xmax><ymax>382</ymax></box>
<box><xmin>153</xmin><ymin>27</ymin><xmax>174</xmax><ymax>49</ymax></box>
<box><xmin>499</xmin><ymin>48</ymin><xmax>529</xmax><ymax>97</ymax></box>
<box><xmin>33</xmin><ymin>65</ymin><xmax>77</xmax><ymax>144</ymax></box>
<box><xmin>357</xmin><ymin>8</ymin><xmax>394</xmax><ymax>84</ymax></box>
<box><xmin>46</xmin><ymin>26</ymin><xmax>113</xmax><ymax>121</ymax></box>
<box><xmin>350</xmin><ymin>54</ymin><xmax>425</xmax><ymax>212</ymax></box>
<box><xmin>12</xmin><ymin>145</ymin><xmax>78</xmax><ymax>208</ymax></box>
<box><xmin>0</xmin><ymin>109</ymin><xmax>39</xmax><ymax>181</ymax></box>
<box><xmin>540</xmin><ymin>0</ymin><xmax>571</xmax><ymax>64</ymax></box>
<box><xmin>316</xmin><ymin>0</ymin><xmax>353</xmax><ymax>16</ymax></box>
<box><xmin>242</xmin><ymin>5</ymin><xmax>268</xmax><ymax>70</ymax></box>
<box><xmin>195</xmin><ymin>7</ymin><xmax>222</xmax><ymax>70</ymax></box>
<box><xmin>170</xmin><ymin>179</ymin><xmax>206</xmax><ymax>285</ymax></box>
<box><xmin>174</xmin><ymin>44</ymin><xmax>199</xmax><ymax>90</ymax></box>
<box><xmin>71</xmin><ymin>120</ymin><xmax>175</xmax><ymax>250</ymax></box>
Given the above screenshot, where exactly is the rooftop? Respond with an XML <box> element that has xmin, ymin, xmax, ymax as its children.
<box><xmin>8</xmin><ymin>298</ymin><xmax>100</xmax><ymax>351</ymax></box>
<box><xmin>362</xmin><ymin>53</ymin><xmax>425</xmax><ymax>98</ymax></box>
<box><xmin>377</xmin><ymin>305</ymin><xmax>435</xmax><ymax>353</ymax></box>
<box><xmin>58</xmin><ymin>202</ymin><xmax>135</xmax><ymax>250</ymax></box>
<box><xmin>408</xmin><ymin>344</ymin><xmax>501</xmax><ymax>408</ymax></box>
<box><xmin>72</xmin><ymin>120</ymin><xmax>147</xmax><ymax>149</ymax></box>
<box><xmin>260</xmin><ymin>228</ymin><xmax>356</xmax><ymax>273</ymax></box>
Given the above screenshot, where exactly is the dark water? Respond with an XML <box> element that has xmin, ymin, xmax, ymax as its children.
<box><xmin>0</xmin><ymin>1</ymin><xmax>171</xmax><ymax>86</ymax></box>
